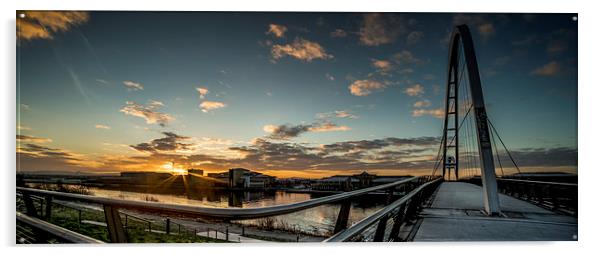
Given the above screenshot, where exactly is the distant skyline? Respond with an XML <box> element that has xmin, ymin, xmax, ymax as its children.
<box><xmin>16</xmin><ymin>12</ymin><xmax>577</xmax><ymax>178</ymax></box>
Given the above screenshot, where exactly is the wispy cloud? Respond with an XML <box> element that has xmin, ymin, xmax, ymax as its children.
<box><xmin>404</xmin><ymin>84</ymin><xmax>425</xmax><ymax>97</ymax></box>
<box><xmin>412</xmin><ymin>108</ymin><xmax>445</xmax><ymax>119</ymax></box>
<box><xmin>349</xmin><ymin>79</ymin><xmax>386</xmax><ymax>96</ymax></box>
<box><xmin>263</xmin><ymin>121</ymin><xmax>350</xmax><ymax>140</ymax></box>
<box><xmin>267</xmin><ymin>24</ymin><xmax>288</xmax><ymax>38</ymax></box>
<box><xmin>406</xmin><ymin>31</ymin><xmax>424</xmax><ymax>45</ymax></box>
<box><xmin>196</xmin><ymin>87</ymin><xmax>209</xmax><ymax>99</ymax></box>
<box><xmin>325</xmin><ymin>73</ymin><xmax>335</xmax><ymax>81</ymax></box>
<box><xmin>120</xmin><ymin>101</ymin><xmax>174</xmax><ymax>127</ymax></box>
<box><xmin>371</xmin><ymin>59</ymin><xmax>393</xmax><ymax>73</ymax></box>
<box><xmin>317</xmin><ymin>110</ymin><xmax>358</xmax><ymax>119</ymax></box>
<box><xmin>17</xmin><ymin>11</ymin><xmax>89</xmax><ymax>41</ymax></box>
<box><xmin>271</xmin><ymin>38</ymin><xmax>333</xmax><ymax>62</ymax></box>
<box><xmin>200</xmin><ymin>101</ymin><xmax>226</xmax><ymax>113</ymax></box>
<box><xmin>413</xmin><ymin>100</ymin><xmax>431</xmax><ymax>108</ymax></box>
<box><xmin>452</xmin><ymin>14</ymin><xmax>496</xmax><ymax>40</ymax></box>
<box><xmin>17</xmin><ymin>135</ymin><xmax>52</xmax><ymax>143</ymax></box>
<box><xmin>95</xmin><ymin>124</ymin><xmax>111</xmax><ymax>130</ymax></box>
<box><xmin>359</xmin><ymin>13</ymin><xmax>405</xmax><ymax>46</ymax></box>
<box><xmin>123</xmin><ymin>80</ymin><xmax>144</xmax><ymax>91</ymax></box>
<box><xmin>330</xmin><ymin>29</ymin><xmax>347</xmax><ymax>38</ymax></box>
<box><xmin>531</xmin><ymin>61</ymin><xmax>560</xmax><ymax>76</ymax></box>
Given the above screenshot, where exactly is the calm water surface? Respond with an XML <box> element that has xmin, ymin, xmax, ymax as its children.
<box><xmin>85</xmin><ymin>187</ymin><xmax>386</xmax><ymax>235</ymax></box>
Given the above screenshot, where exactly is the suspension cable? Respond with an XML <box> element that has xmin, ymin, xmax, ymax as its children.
<box><xmin>487</xmin><ymin>118</ymin><xmax>522</xmax><ymax>175</ymax></box>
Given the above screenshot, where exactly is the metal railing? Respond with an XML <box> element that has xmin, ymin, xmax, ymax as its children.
<box><xmin>17</xmin><ymin>175</ymin><xmax>438</xmax><ymax>243</ymax></box>
<box><xmin>496</xmin><ymin>178</ymin><xmax>577</xmax><ymax>214</ymax></box>
<box><xmin>16</xmin><ymin>211</ymin><xmax>104</xmax><ymax>244</ymax></box>
<box><xmin>325</xmin><ymin>177</ymin><xmax>442</xmax><ymax>242</ymax></box>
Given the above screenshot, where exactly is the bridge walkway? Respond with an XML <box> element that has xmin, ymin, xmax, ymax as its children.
<box><xmin>411</xmin><ymin>182</ymin><xmax>577</xmax><ymax>241</ymax></box>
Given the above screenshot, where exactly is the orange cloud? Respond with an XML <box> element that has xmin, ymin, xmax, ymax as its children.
<box><xmin>412</xmin><ymin>108</ymin><xmax>445</xmax><ymax>119</ymax></box>
<box><xmin>271</xmin><ymin>38</ymin><xmax>333</xmax><ymax>62</ymax></box>
<box><xmin>16</xmin><ymin>135</ymin><xmax>52</xmax><ymax>143</ymax></box>
<box><xmin>120</xmin><ymin>101</ymin><xmax>174</xmax><ymax>126</ymax></box>
<box><xmin>404</xmin><ymin>84</ymin><xmax>425</xmax><ymax>97</ymax></box>
<box><xmin>17</xmin><ymin>11</ymin><xmax>89</xmax><ymax>41</ymax></box>
<box><xmin>200</xmin><ymin>101</ymin><xmax>226</xmax><ymax>113</ymax></box>
<box><xmin>348</xmin><ymin>79</ymin><xmax>386</xmax><ymax>96</ymax></box>
<box><xmin>531</xmin><ymin>61</ymin><xmax>560</xmax><ymax>76</ymax></box>
<box><xmin>267</xmin><ymin>24</ymin><xmax>288</xmax><ymax>38</ymax></box>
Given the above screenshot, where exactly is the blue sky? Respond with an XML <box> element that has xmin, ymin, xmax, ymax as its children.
<box><xmin>16</xmin><ymin>12</ymin><xmax>577</xmax><ymax>177</ymax></box>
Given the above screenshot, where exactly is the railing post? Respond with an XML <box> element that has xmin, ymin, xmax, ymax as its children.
<box><xmin>372</xmin><ymin>216</ymin><xmax>389</xmax><ymax>242</ymax></box>
<box><xmin>333</xmin><ymin>200</ymin><xmax>351</xmax><ymax>233</ymax></box>
<box><xmin>165</xmin><ymin>218</ymin><xmax>171</xmax><ymax>235</ymax></box>
<box><xmin>226</xmin><ymin>226</ymin><xmax>229</xmax><ymax>241</ymax></box>
<box><xmin>78</xmin><ymin>209</ymin><xmax>82</xmax><ymax>230</ymax></box>
<box><xmin>103</xmin><ymin>205</ymin><xmax>127</xmax><ymax>243</ymax></box>
<box><xmin>389</xmin><ymin>202</ymin><xmax>410</xmax><ymax>241</ymax></box>
<box><xmin>22</xmin><ymin>192</ymin><xmax>38</xmax><ymax>217</ymax></box>
<box><xmin>44</xmin><ymin>196</ymin><xmax>52</xmax><ymax>219</ymax></box>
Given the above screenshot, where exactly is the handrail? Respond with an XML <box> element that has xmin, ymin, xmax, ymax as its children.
<box><xmin>324</xmin><ymin>177</ymin><xmax>442</xmax><ymax>242</ymax></box>
<box><xmin>496</xmin><ymin>178</ymin><xmax>577</xmax><ymax>187</ymax></box>
<box><xmin>17</xmin><ymin>176</ymin><xmax>422</xmax><ymax>220</ymax></box>
<box><xmin>16</xmin><ymin>211</ymin><xmax>104</xmax><ymax>244</ymax></box>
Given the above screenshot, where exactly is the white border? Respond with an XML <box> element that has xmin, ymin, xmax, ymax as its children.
<box><xmin>2</xmin><ymin>0</ymin><xmax>601</xmax><ymax>254</ymax></box>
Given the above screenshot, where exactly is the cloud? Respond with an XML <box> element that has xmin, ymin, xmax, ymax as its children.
<box><xmin>393</xmin><ymin>50</ymin><xmax>421</xmax><ymax>65</ymax></box>
<box><xmin>120</xmin><ymin>101</ymin><xmax>174</xmax><ymax>127</ymax></box>
<box><xmin>16</xmin><ymin>135</ymin><xmax>52</xmax><ymax>143</ymax></box>
<box><xmin>263</xmin><ymin>121</ymin><xmax>350</xmax><ymax>140</ymax></box>
<box><xmin>325</xmin><ymin>73</ymin><xmax>335</xmax><ymax>81</ymax></box>
<box><xmin>123</xmin><ymin>80</ymin><xmax>144</xmax><ymax>91</ymax></box>
<box><xmin>20</xmin><ymin>104</ymin><xmax>30</xmax><ymax>110</ymax></box>
<box><xmin>404</xmin><ymin>84</ymin><xmax>425</xmax><ymax>96</ymax></box>
<box><xmin>95</xmin><ymin>124</ymin><xmax>111</xmax><ymax>130</ymax></box>
<box><xmin>148</xmin><ymin>100</ymin><xmax>164</xmax><ymax>108</ymax></box>
<box><xmin>196</xmin><ymin>87</ymin><xmax>209</xmax><ymax>99</ymax></box>
<box><xmin>371</xmin><ymin>59</ymin><xmax>393</xmax><ymax>73</ymax></box>
<box><xmin>18</xmin><ymin>125</ymin><xmax>32</xmax><ymax>131</ymax></box>
<box><xmin>547</xmin><ymin>40</ymin><xmax>567</xmax><ymax>54</ymax></box>
<box><xmin>96</xmin><ymin>79</ymin><xmax>110</xmax><ymax>85</ymax></box>
<box><xmin>131</xmin><ymin>132</ymin><xmax>193</xmax><ymax>154</ymax></box>
<box><xmin>200</xmin><ymin>101</ymin><xmax>226</xmax><ymax>113</ymax></box>
<box><xmin>452</xmin><ymin>14</ymin><xmax>495</xmax><ymax>40</ymax></box>
<box><xmin>267</xmin><ymin>24</ymin><xmax>288</xmax><ymax>38</ymax></box>
<box><xmin>271</xmin><ymin>38</ymin><xmax>333</xmax><ymax>62</ymax></box>
<box><xmin>413</xmin><ymin>100</ymin><xmax>431</xmax><ymax>108</ymax></box>
<box><xmin>359</xmin><ymin>13</ymin><xmax>405</xmax><ymax>46</ymax></box>
<box><xmin>406</xmin><ymin>31</ymin><xmax>424</xmax><ymax>45</ymax></box>
<box><xmin>477</xmin><ymin>23</ymin><xmax>495</xmax><ymax>40</ymax></box>
<box><xmin>330</xmin><ymin>29</ymin><xmax>347</xmax><ymax>38</ymax></box>
<box><xmin>317</xmin><ymin>110</ymin><xmax>358</xmax><ymax>119</ymax></box>
<box><xmin>531</xmin><ymin>61</ymin><xmax>560</xmax><ymax>76</ymax></box>
<box><xmin>412</xmin><ymin>108</ymin><xmax>445</xmax><ymax>119</ymax></box>
<box><xmin>17</xmin><ymin>11</ymin><xmax>89</xmax><ymax>41</ymax></box>
<box><xmin>348</xmin><ymin>79</ymin><xmax>386</xmax><ymax>96</ymax></box>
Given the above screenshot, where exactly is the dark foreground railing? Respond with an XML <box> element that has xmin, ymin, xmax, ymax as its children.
<box><xmin>465</xmin><ymin>177</ymin><xmax>577</xmax><ymax>215</ymax></box>
<box><xmin>496</xmin><ymin>178</ymin><xmax>577</xmax><ymax>215</ymax></box>
<box><xmin>16</xmin><ymin>211</ymin><xmax>104</xmax><ymax>244</ymax></box>
<box><xmin>325</xmin><ymin>177</ymin><xmax>442</xmax><ymax>242</ymax></box>
<box><xmin>17</xmin><ymin>175</ymin><xmax>439</xmax><ymax>243</ymax></box>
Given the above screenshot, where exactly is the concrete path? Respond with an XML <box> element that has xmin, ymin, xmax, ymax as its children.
<box><xmin>413</xmin><ymin>182</ymin><xmax>577</xmax><ymax>241</ymax></box>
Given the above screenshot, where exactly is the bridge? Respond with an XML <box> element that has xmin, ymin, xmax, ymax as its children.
<box><xmin>15</xmin><ymin>25</ymin><xmax>577</xmax><ymax>243</ymax></box>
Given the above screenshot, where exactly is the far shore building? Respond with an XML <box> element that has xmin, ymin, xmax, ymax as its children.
<box><xmin>208</xmin><ymin>168</ymin><xmax>276</xmax><ymax>189</ymax></box>
<box><xmin>311</xmin><ymin>171</ymin><xmax>412</xmax><ymax>191</ymax></box>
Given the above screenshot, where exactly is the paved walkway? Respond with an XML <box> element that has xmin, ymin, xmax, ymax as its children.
<box><xmin>413</xmin><ymin>182</ymin><xmax>577</xmax><ymax>241</ymax></box>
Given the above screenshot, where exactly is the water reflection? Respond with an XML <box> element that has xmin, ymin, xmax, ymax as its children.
<box><xmin>35</xmin><ymin>185</ymin><xmax>386</xmax><ymax>236</ymax></box>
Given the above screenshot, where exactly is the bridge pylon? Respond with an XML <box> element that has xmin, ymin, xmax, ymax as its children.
<box><xmin>441</xmin><ymin>24</ymin><xmax>501</xmax><ymax>215</ymax></box>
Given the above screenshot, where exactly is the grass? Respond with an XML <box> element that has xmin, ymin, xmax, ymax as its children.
<box><xmin>18</xmin><ymin>201</ymin><xmax>230</xmax><ymax>243</ymax></box>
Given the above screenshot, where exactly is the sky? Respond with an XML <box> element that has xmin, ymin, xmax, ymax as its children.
<box><xmin>16</xmin><ymin>11</ymin><xmax>577</xmax><ymax>178</ymax></box>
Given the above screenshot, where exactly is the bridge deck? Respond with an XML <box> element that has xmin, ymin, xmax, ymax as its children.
<box><xmin>412</xmin><ymin>182</ymin><xmax>577</xmax><ymax>241</ymax></box>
